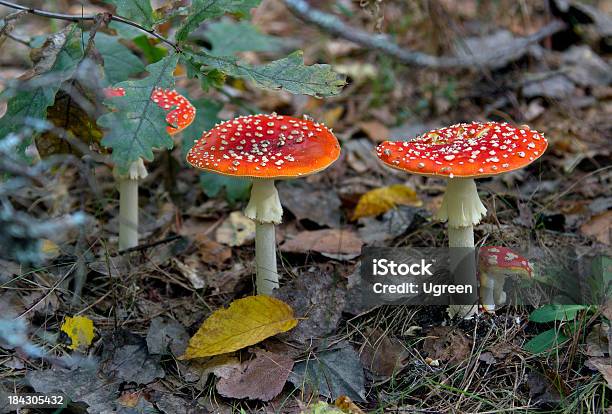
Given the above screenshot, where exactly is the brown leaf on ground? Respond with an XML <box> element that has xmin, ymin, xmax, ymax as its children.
<box><xmin>358</xmin><ymin>120</ymin><xmax>389</xmax><ymax>143</ymax></box>
<box><xmin>585</xmin><ymin>357</ymin><xmax>612</xmax><ymax>388</ymax></box>
<box><xmin>422</xmin><ymin>326</ymin><xmax>471</xmax><ymax>364</ymax></box>
<box><xmin>216</xmin><ymin>350</ymin><xmax>294</xmax><ymax>401</ymax></box>
<box><xmin>527</xmin><ymin>371</ymin><xmax>562</xmax><ymax>404</ymax></box>
<box><xmin>280</xmin><ymin>229</ymin><xmax>363</xmax><ymax>259</ymax></box>
<box><xmin>194</xmin><ymin>235</ymin><xmax>232</xmax><ymax>266</ymax></box>
<box><xmin>584</xmin><ymin>323</ymin><xmax>610</xmax><ymax>357</ymax></box>
<box><xmin>580</xmin><ymin>211</ymin><xmax>612</xmax><ymax>245</ymax></box>
<box><xmin>359</xmin><ymin>328</ymin><xmax>408</xmax><ymax>377</ymax></box>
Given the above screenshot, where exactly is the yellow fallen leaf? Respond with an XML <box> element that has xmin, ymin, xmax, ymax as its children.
<box><xmin>61</xmin><ymin>316</ymin><xmax>94</xmax><ymax>350</ymax></box>
<box><xmin>335</xmin><ymin>396</ymin><xmax>366</xmax><ymax>414</ymax></box>
<box><xmin>323</xmin><ymin>106</ymin><xmax>344</xmax><ymax>129</ymax></box>
<box><xmin>352</xmin><ymin>184</ymin><xmax>422</xmax><ymax>220</ymax></box>
<box><xmin>301</xmin><ymin>402</ymin><xmax>344</xmax><ymax>414</ymax></box>
<box><xmin>41</xmin><ymin>239</ymin><xmax>60</xmax><ymax>258</ymax></box>
<box><xmin>180</xmin><ymin>295</ymin><xmax>297</xmax><ymax>359</ymax></box>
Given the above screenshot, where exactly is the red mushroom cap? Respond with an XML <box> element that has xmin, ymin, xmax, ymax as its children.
<box><xmin>103</xmin><ymin>87</ymin><xmax>126</xmax><ymax>98</ymax></box>
<box><xmin>376</xmin><ymin>122</ymin><xmax>548</xmax><ymax>178</ymax></box>
<box><xmin>186</xmin><ymin>113</ymin><xmax>340</xmax><ymax>179</ymax></box>
<box><xmin>479</xmin><ymin>246</ymin><xmax>533</xmax><ymax>278</ymax></box>
<box><xmin>103</xmin><ymin>87</ymin><xmax>196</xmax><ymax>135</ymax></box>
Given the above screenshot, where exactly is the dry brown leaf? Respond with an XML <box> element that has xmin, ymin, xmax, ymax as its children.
<box><xmin>422</xmin><ymin>326</ymin><xmax>471</xmax><ymax>364</ymax></box>
<box><xmin>216</xmin><ymin>350</ymin><xmax>294</xmax><ymax>401</ymax></box>
<box><xmin>194</xmin><ymin>235</ymin><xmax>232</xmax><ymax>266</ymax></box>
<box><xmin>580</xmin><ymin>211</ymin><xmax>612</xmax><ymax>245</ymax></box>
<box><xmin>359</xmin><ymin>328</ymin><xmax>407</xmax><ymax>377</ymax></box>
<box><xmin>280</xmin><ymin>229</ymin><xmax>363</xmax><ymax>258</ymax></box>
<box><xmin>585</xmin><ymin>357</ymin><xmax>612</xmax><ymax>388</ymax></box>
<box><xmin>584</xmin><ymin>323</ymin><xmax>610</xmax><ymax>357</ymax></box>
<box><xmin>323</xmin><ymin>106</ymin><xmax>344</xmax><ymax>129</ymax></box>
<box><xmin>358</xmin><ymin>120</ymin><xmax>389</xmax><ymax>143</ymax></box>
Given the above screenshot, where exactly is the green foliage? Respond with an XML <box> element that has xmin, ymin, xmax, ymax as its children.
<box><xmin>105</xmin><ymin>0</ymin><xmax>155</xmax><ymax>29</ymax></box>
<box><xmin>133</xmin><ymin>35</ymin><xmax>167</xmax><ymax>63</ymax></box>
<box><xmin>529</xmin><ymin>305</ymin><xmax>588</xmax><ymax>323</ymax></box>
<box><xmin>94</xmin><ymin>32</ymin><xmax>145</xmax><ymax>84</ymax></box>
<box><xmin>205</xmin><ymin>20</ymin><xmax>285</xmax><ymax>55</ymax></box>
<box><xmin>200</xmin><ymin>172</ymin><xmax>251</xmax><ymax>204</ymax></box>
<box><xmin>97</xmin><ymin>54</ymin><xmax>179</xmax><ymax>173</ymax></box>
<box><xmin>524</xmin><ymin>304</ymin><xmax>591</xmax><ymax>354</ymax></box>
<box><xmin>0</xmin><ymin>25</ymin><xmax>83</xmax><ymax>141</ymax></box>
<box><xmin>524</xmin><ymin>328</ymin><xmax>569</xmax><ymax>354</ymax></box>
<box><xmin>175</xmin><ymin>0</ymin><xmax>261</xmax><ymax>42</ymax></box>
<box><xmin>185</xmin><ymin>50</ymin><xmax>346</xmax><ymax>97</ymax></box>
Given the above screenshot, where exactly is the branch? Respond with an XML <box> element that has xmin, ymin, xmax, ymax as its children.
<box><xmin>0</xmin><ymin>0</ymin><xmax>180</xmax><ymax>51</ymax></box>
<box><xmin>282</xmin><ymin>0</ymin><xmax>566</xmax><ymax>69</ymax></box>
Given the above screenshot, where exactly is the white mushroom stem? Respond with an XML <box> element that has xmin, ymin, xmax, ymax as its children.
<box><xmin>434</xmin><ymin>178</ymin><xmax>487</xmax><ymax>247</ymax></box>
<box><xmin>244</xmin><ymin>179</ymin><xmax>282</xmax><ymax>295</ymax></box>
<box><xmin>117</xmin><ymin>158</ymin><xmax>148</xmax><ymax>250</ymax></box>
<box><xmin>435</xmin><ymin>178</ymin><xmax>486</xmax><ymax>318</ymax></box>
<box><xmin>479</xmin><ymin>270</ymin><xmax>497</xmax><ymax>312</ymax></box>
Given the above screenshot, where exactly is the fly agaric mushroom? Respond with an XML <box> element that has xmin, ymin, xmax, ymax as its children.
<box><xmin>186</xmin><ymin>113</ymin><xmax>340</xmax><ymax>294</ymax></box>
<box><xmin>103</xmin><ymin>87</ymin><xmax>196</xmax><ymax>249</ymax></box>
<box><xmin>478</xmin><ymin>246</ymin><xmax>533</xmax><ymax>312</ymax></box>
<box><xmin>376</xmin><ymin>122</ymin><xmax>547</xmax><ymax>316</ymax></box>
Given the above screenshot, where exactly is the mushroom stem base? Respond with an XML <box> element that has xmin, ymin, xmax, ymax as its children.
<box><xmin>255</xmin><ymin>222</ymin><xmax>279</xmax><ymax>295</ymax></box>
<box><xmin>119</xmin><ymin>178</ymin><xmax>139</xmax><ymax>250</ymax></box>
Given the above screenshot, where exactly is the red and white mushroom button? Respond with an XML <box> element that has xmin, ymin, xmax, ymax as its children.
<box><xmin>478</xmin><ymin>246</ymin><xmax>533</xmax><ymax>312</ymax></box>
<box><xmin>186</xmin><ymin>113</ymin><xmax>340</xmax><ymax>295</ymax></box>
<box><xmin>103</xmin><ymin>87</ymin><xmax>196</xmax><ymax>135</ymax></box>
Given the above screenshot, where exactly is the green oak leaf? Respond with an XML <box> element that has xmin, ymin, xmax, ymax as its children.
<box><xmin>175</xmin><ymin>0</ymin><xmax>261</xmax><ymax>43</ymax></box>
<box><xmin>94</xmin><ymin>32</ymin><xmax>145</xmax><ymax>84</ymax></box>
<box><xmin>185</xmin><ymin>50</ymin><xmax>346</xmax><ymax>97</ymax></box>
<box><xmin>200</xmin><ymin>172</ymin><xmax>251</xmax><ymax>204</ymax></box>
<box><xmin>105</xmin><ymin>0</ymin><xmax>155</xmax><ymax>29</ymax></box>
<box><xmin>0</xmin><ymin>25</ymin><xmax>83</xmax><ymax>141</ymax></box>
<box><xmin>97</xmin><ymin>54</ymin><xmax>179</xmax><ymax>173</ymax></box>
<box><xmin>205</xmin><ymin>20</ymin><xmax>285</xmax><ymax>56</ymax></box>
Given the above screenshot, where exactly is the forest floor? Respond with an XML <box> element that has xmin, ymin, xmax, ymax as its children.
<box><xmin>0</xmin><ymin>0</ymin><xmax>611</xmax><ymax>413</ymax></box>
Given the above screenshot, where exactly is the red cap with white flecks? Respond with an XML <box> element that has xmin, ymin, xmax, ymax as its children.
<box><xmin>103</xmin><ymin>87</ymin><xmax>196</xmax><ymax>135</ymax></box>
<box><xmin>479</xmin><ymin>246</ymin><xmax>533</xmax><ymax>277</ymax></box>
<box><xmin>376</xmin><ymin>122</ymin><xmax>548</xmax><ymax>178</ymax></box>
<box><xmin>186</xmin><ymin>113</ymin><xmax>340</xmax><ymax>179</ymax></box>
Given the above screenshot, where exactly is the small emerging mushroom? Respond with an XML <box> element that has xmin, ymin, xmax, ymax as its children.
<box><xmin>186</xmin><ymin>113</ymin><xmax>340</xmax><ymax>294</ymax></box>
<box><xmin>478</xmin><ymin>246</ymin><xmax>533</xmax><ymax>312</ymax></box>
<box><xmin>103</xmin><ymin>87</ymin><xmax>196</xmax><ymax>249</ymax></box>
<box><xmin>376</xmin><ymin>122</ymin><xmax>547</xmax><ymax>316</ymax></box>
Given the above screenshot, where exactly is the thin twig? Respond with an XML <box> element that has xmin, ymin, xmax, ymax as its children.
<box><xmin>282</xmin><ymin>0</ymin><xmax>566</xmax><ymax>69</ymax></box>
<box><xmin>117</xmin><ymin>234</ymin><xmax>182</xmax><ymax>255</ymax></box>
<box><xmin>0</xmin><ymin>0</ymin><xmax>180</xmax><ymax>51</ymax></box>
